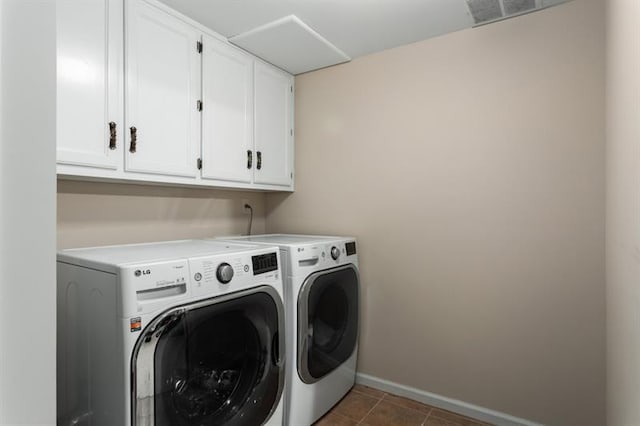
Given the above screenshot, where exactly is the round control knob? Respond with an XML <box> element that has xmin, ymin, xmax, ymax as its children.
<box><xmin>330</xmin><ymin>246</ymin><xmax>340</xmax><ymax>260</ymax></box>
<box><xmin>216</xmin><ymin>263</ymin><xmax>234</xmax><ymax>284</ymax></box>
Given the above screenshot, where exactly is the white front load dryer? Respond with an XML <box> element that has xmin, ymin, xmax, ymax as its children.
<box><xmin>57</xmin><ymin>239</ymin><xmax>286</xmax><ymax>426</ymax></box>
<box><xmin>216</xmin><ymin>235</ymin><xmax>360</xmax><ymax>426</ymax></box>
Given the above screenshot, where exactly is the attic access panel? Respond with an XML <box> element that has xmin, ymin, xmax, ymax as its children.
<box><xmin>229</xmin><ymin>15</ymin><xmax>350</xmax><ymax>75</ymax></box>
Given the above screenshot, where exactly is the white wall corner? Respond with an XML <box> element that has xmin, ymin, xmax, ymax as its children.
<box><xmin>0</xmin><ymin>0</ymin><xmax>57</xmax><ymax>424</ymax></box>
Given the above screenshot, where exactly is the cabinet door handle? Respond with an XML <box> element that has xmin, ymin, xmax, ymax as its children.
<box><xmin>129</xmin><ymin>126</ymin><xmax>137</xmax><ymax>153</ymax></box>
<box><xmin>108</xmin><ymin>122</ymin><xmax>117</xmax><ymax>150</ymax></box>
<box><xmin>247</xmin><ymin>150</ymin><xmax>252</xmax><ymax>169</ymax></box>
<box><xmin>257</xmin><ymin>151</ymin><xmax>262</xmax><ymax>170</ymax></box>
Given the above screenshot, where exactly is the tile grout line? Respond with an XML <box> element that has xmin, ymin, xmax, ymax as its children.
<box><xmin>383</xmin><ymin>395</ymin><xmax>428</xmax><ymax>410</ymax></box>
<box><xmin>352</xmin><ymin>388</ymin><xmax>387</xmax><ymax>400</ymax></box>
<box><xmin>419</xmin><ymin>412</ymin><xmax>429</xmax><ymax>426</ymax></box>
<box><xmin>373</xmin><ymin>390</ymin><xmax>485</xmax><ymax>426</ymax></box>
<box><xmin>356</xmin><ymin>395</ymin><xmax>384</xmax><ymax>425</ymax></box>
<box><xmin>352</xmin><ymin>388</ymin><xmax>486</xmax><ymax>426</ymax></box>
<box><xmin>381</xmin><ymin>393</ymin><xmax>436</xmax><ymax>421</ymax></box>
<box><xmin>422</xmin><ymin>408</ymin><xmax>433</xmax><ymax>426</ymax></box>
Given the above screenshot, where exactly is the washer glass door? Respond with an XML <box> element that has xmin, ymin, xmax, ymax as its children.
<box><xmin>132</xmin><ymin>286</ymin><xmax>284</xmax><ymax>426</ymax></box>
<box><xmin>298</xmin><ymin>264</ymin><xmax>359</xmax><ymax>383</ymax></box>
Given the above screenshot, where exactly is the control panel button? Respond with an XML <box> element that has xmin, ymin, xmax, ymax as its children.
<box><xmin>216</xmin><ymin>263</ymin><xmax>234</xmax><ymax>284</ymax></box>
<box><xmin>330</xmin><ymin>246</ymin><xmax>340</xmax><ymax>260</ymax></box>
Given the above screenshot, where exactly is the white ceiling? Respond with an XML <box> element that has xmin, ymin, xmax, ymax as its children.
<box><xmin>157</xmin><ymin>0</ymin><xmax>570</xmax><ymax>74</ymax></box>
<box><xmin>158</xmin><ymin>0</ymin><xmax>474</xmax><ymax>60</ymax></box>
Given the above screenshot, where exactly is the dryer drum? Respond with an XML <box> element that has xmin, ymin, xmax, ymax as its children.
<box><xmin>298</xmin><ymin>265</ymin><xmax>360</xmax><ymax>384</ymax></box>
<box><xmin>311</xmin><ymin>286</ymin><xmax>349</xmax><ymax>353</ymax></box>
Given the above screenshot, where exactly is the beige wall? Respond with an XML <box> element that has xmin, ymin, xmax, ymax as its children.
<box><xmin>57</xmin><ymin>180</ymin><xmax>266</xmax><ymax>249</ymax></box>
<box><xmin>606</xmin><ymin>0</ymin><xmax>640</xmax><ymax>424</ymax></box>
<box><xmin>266</xmin><ymin>0</ymin><xmax>605</xmax><ymax>424</ymax></box>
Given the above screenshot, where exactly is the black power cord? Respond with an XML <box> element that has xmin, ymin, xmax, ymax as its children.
<box><xmin>244</xmin><ymin>203</ymin><xmax>253</xmax><ymax>236</ymax></box>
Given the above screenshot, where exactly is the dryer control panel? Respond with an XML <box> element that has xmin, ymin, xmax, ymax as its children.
<box><xmin>291</xmin><ymin>240</ymin><xmax>358</xmax><ymax>275</ymax></box>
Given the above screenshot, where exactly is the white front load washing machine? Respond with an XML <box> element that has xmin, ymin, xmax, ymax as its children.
<box><xmin>57</xmin><ymin>239</ymin><xmax>286</xmax><ymax>426</ymax></box>
<box><xmin>217</xmin><ymin>235</ymin><xmax>360</xmax><ymax>426</ymax></box>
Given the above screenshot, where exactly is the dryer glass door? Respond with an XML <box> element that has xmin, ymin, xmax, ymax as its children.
<box><xmin>132</xmin><ymin>286</ymin><xmax>284</xmax><ymax>426</ymax></box>
<box><xmin>298</xmin><ymin>264</ymin><xmax>359</xmax><ymax>383</ymax></box>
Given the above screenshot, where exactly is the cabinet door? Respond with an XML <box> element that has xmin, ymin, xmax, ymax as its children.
<box><xmin>201</xmin><ymin>36</ymin><xmax>253</xmax><ymax>184</ymax></box>
<box><xmin>254</xmin><ymin>62</ymin><xmax>294</xmax><ymax>187</ymax></box>
<box><xmin>125</xmin><ymin>0</ymin><xmax>200</xmax><ymax>178</ymax></box>
<box><xmin>57</xmin><ymin>0</ymin><xmax>123</xmax><ymax>170</ymax></box>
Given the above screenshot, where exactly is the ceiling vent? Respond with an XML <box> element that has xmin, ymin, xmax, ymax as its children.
<box><xmin>466</xmin><ymin>0</ymin><xmax>569</xmax><ymax>25</ymax></box>
<box><xmin>504</xmin><ymin>0</ymin><xmax>536</xmax><ymax>14</ymax></box>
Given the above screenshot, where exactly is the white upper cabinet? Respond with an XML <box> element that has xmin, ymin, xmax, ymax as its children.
<box><xmin>201</xmin><ymin>35</ymin><xmax>254</xmax><ymax>184</ymax></box>
<box><xmin>56</xmin><ymin>0</ymin><xmax>294</xmax><ymax>191</ymax></box>
<box><xmin>56</xmin><ymin>0</ymin><xmax>123</xmax><ymax>170</ymax></box>
<box><xmin>254</xmin><ymin>62</ymin><xmax>294</xmax><ymax>187</ymax></box>
<box><xmin>125</xmin><ymin>0</ymin><xmax>201</xmax><ymax>178</ymax></box>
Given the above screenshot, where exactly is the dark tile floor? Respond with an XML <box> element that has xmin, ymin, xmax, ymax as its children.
<box><xmin>313</xmin><ymin>385</ymin><xmax>493</xmax><ymax>426</ymax></box>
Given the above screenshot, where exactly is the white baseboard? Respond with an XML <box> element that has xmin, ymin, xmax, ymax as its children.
<box><xmin>355</xmin><ymin>373</ymin><xmax>543</xmax><ymax>426</ymax></box>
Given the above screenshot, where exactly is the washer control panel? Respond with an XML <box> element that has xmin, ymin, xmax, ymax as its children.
<box><xmin>119</xmin><ymin>248</ymin><xmax>282</xmax><ymax>317</ymax></box>
<box><xmin>188</xmin><ymin>249</ymin><xmax>282</xmax><ymax>298</ymax></box>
